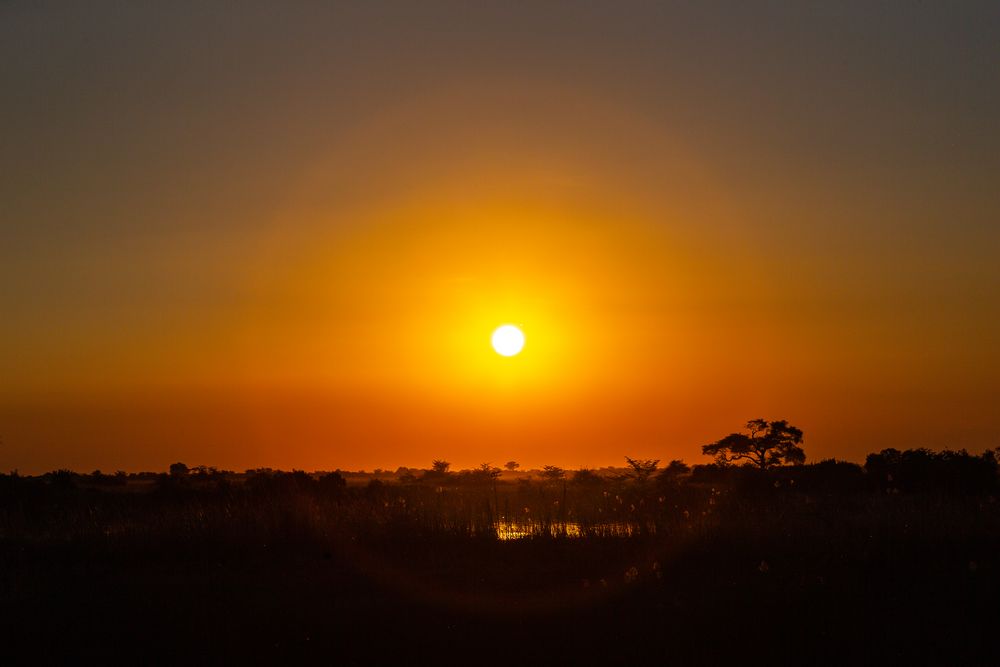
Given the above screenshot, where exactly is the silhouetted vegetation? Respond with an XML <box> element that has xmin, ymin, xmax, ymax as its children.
<box><xmin>623</xmin><ymin>456</ymin><xmax>659</xmax><ymax>484</ymax></box>
<box><xmin>1</xmin><ymin>442</ymin><xmax>999</xmax><ymax>663</ymax></box>
<box><xmin>703</xmin><ymin>418</ymin><xmax>806</xmax><ymax>469</ymax></box>
<box><xmin>539</xmin><ymin>464</ymin><xmax>566</xmax><ymax>482</ymax></box>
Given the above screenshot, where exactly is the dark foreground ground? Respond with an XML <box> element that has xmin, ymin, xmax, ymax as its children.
<box><xmin>2</xmin><ymin>460</ymin><xmax>999</xmax><ymax>665</ymax></box>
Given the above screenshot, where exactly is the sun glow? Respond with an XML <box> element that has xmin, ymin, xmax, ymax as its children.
<box><xmin>491</xmin><ymin>325</ymin><xmax>525</xmax><ymax>357</ymax></box>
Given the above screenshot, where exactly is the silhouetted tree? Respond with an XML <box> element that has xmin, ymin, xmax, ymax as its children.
<box><xmin>664</xmin><ymin>460</ymin><xmax>690</xmax><ymax>475</ymax></box>
<box><xmin>540</xmin><ymin>465</ymin><xmax>566</xmax><ymax>482</ymax></box>
<box><xmin>169</xmin><ymin>462</ymin><xmax>189</xmax><ymax>477</ymax></box>
<box><xmin>46</xmin><ymin>469</ymin><xmax>77</xmax><ymax>491</ymax></box>
<box><xmin>623</xmin><ymin>457</ymin><xmax>659</xmax><ymax>484</ymax></box>
<box><xmin>657</xmin><ymin>460</ymin><xmax>690</xmax><ymax>487</ymax></box>
<box><xmin>571</xmin><ymin>468</ymin><xmax>603</xmax><ymax>487</ymax></box>
<box><xmin>88</xmin><ymin>469</ymin><xmax>127</xmax><ymax>487</ymax></box>
<box><xmin>422</xmin><ymin>459</ymin><xmax>454</xmax><ymax>485</ymax></box>
<box><xmin>474</xmin><ymin>463</ymin><xmax>503</xmax><ymax>517</ymax></box>
<box><xmin>702</xmin><ymin>419</ymin><xmax>805</xmax><ymax>470</ymax></box>
<box><xmin>318</xmin><ymin>471</ymin><xmax>347</xmax><ymax>496</ymax></box>
<box><xmin>477</xmin><ymin>463</ymin><xmax>502</xmax><ymax>481</ymax></box>
<box><xmin>504</xmin><ymin>461</ymin><xmax>520</xmax><ymax>471</ymax></box>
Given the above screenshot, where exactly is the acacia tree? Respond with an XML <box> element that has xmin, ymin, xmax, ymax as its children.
<box><xmin>540</xmin><ymin>465</ymin><xmax>566</xmax><ymax>482</ymax></box>
<box><xmin>702</xmin><ymin>419</ymin><xmax>805</xmax><ymax>470</ymax></box>
<box><xmin>422</xmin><ymin>459</ymin><xmax>453</xmax><ymax>484</ymax></box>
<box><xmin>623</xmin><ymin>457</ymin><xmax>659</xmax><ymax>484</ymax></box>
<box><xmin>477</xmin><ymin>462</ymin><xmax>502</xmax><ymax>480</ymax></box>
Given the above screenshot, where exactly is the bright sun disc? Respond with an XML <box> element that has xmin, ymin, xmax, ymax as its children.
<box><xmin>491</xmin><ymin>325</ymin><xmax>525</xmax><ymax>357</ymax></box>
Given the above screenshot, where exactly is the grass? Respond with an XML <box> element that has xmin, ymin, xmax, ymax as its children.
<box><xmin>1</xmin><ymin>462</ymin><xmax>998</xmax><ymax>664</ymax></box>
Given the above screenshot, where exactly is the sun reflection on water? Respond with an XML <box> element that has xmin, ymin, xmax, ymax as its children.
<box><xmin>495</xmin><ymin>521</ymin><xmax>638</xmax><ymax>540</ymax></box>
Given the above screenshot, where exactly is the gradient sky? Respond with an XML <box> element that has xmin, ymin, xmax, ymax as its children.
<box><xmin>2</xmin><ymin>2</ymin><xmax>999</xmax><ymax>473</ymax></box>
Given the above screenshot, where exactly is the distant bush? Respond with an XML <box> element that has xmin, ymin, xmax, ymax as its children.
<box><xmin>571</xmin><ymin>469</ymin><xmax>604</xmax><ymax>487</ymax></box>
<box><xmin>865</xmin><ymin>448</ymin><xmax>997</xmax><ymax>495</ymax></box>
<box><xmin>44</xmin><ymin>469</ymin><xmax>78</xmax><ymax>492</ymax></box>
<box><xmin>318</xmin><ymin>471</ymin><xmax>347</xmax><ymax>496</ymax></box>
<box><xmin>780</xmin><ymin>459</ymin><xmax>868</xmax><ymax>495</ymax></box>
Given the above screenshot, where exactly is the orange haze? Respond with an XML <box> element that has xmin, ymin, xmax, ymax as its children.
<box><xmin>2</xmin><ymin>4</ymin><xmax>998</xmax><ymax>472</ymax></box>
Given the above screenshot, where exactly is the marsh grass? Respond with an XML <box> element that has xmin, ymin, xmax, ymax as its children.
<box><xmin>1</xmin><ymin>461</ymin><xmax>998</xmax><ymax>663</ymax></box>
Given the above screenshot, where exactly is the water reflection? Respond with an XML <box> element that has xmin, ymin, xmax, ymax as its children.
<box><xmin>495</xmin><ymin>521</ymin><xmax>638</xmax><ymax>540</ymax></box>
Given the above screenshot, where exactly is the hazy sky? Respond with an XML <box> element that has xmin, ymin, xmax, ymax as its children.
<box><xmin>2</xmin><ymin>2</ymin><xmax>998</xmax><ymax>473</ymax></box>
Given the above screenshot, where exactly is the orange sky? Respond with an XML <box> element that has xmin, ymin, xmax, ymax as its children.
<box><xmin>1</xmin><ymin>3</ymin><xmax>998</xmax><ymax>472</ymax></box>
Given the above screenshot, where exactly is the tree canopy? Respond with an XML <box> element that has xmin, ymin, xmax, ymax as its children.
<box><xmin>702</xmin><ymin>419</ymin><xmax>805</xmax><ymax>470</ymax></box>
<box><xmin>623</xmin><ymin>457</ymin><xmax>659</xmax><ymax>484</ymax></box>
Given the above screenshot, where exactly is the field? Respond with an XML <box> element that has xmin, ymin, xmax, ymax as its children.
<box><xmin>2</xmin><ymin>454</ymin><xmax>999</xmax><ymax>664</ymax></box>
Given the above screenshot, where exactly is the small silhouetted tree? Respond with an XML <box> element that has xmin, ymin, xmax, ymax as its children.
<box><xmin>422</xmin><ymin>459</ymin><xmax>453</xmax><ymax>485</ymax></box>
<box><xmin>504</xmin><ymin>461</ymin><xmax>520</xmax><ymax>471</ymax></box>
<box><xmin>571</xmin><ymin>468</ymin><xmax>603</xmax><ymax>487</ymax></box>
<box><xmin>169</xmin><ymin>462</ymin><xmax>189</xmax><ymax>477</ymax></box>
<box><xmin>540</xmin><ymin>465</ymin><xmax>565</xmax><ymax>482</ymax></box>
<box><xmin>476</xmin><ymin>463</ymin><xmax>502</xmax><ymax>517</ymax></box>
<box><xmin>478</xmin><ymin>463</ymin><xmax>502</xmax><ymax>480</ymax></box>
<box><xmin>318</xmin><ymin>471</ymin><xmax>347</xmax><ymax>496</ymax></box>
<box><xmin>47</xmin><ymin>469</ymin><xmax>77</xmax><ymax>491</ymax></box>
<box><xmin>664</xmin><ymin>459</ymin><xmax>690</xmax><ymax>475</ymax></box>
<box><xmin>623</xmin><ymin>457</ymin><xmax>659</xmax><ymax>484</ymax></box>
<box><xmin>655</xmin><ymin>460</ymin><xmax>690</xmax><ymax>494</ymax></box>
<box><xmin>657</xmin><ymin>460</ymin><xmax>690</xmax><ymax>486</ymax></box>
<box><xmin>702</xmin><ymin>419</ymin><xmax>805</xmax><ymax>470</ymax></box>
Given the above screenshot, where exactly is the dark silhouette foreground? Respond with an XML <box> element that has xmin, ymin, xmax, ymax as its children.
<box><xmin>1</xmin><ymin>446</ymin><xmax>998</xmax><ymax>664</ymax></box>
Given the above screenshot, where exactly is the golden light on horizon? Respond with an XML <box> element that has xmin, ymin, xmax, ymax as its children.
<box><xmin>0</xmin><ymin>1</ymin><xmax>996</xmax><ymax>476</ymax></box>
<box><xmin>491</xmin><ymin>324</ymin><xmax>525</xmax><ymax>357</ymax></box>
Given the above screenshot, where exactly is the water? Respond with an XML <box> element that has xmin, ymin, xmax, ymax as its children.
<box><xmin>495</xmin><ymin>521</ymin><xmax>639</xmax><ymax>540</ymax></box>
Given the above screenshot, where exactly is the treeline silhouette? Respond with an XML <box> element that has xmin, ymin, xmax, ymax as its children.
<box><xmin>5</xmin><ymin>445</ymin><xmax>996</xmax><ymax>505</ymax></box>
<box><xmin>1</xmin><ymin>444</ymin><xmax>998</xmax><ymax>664</ymax></box>
<box><xmin>1</xmin><ymin>446</ymin><xmax>998</xmax><ymax>547</ymax></box>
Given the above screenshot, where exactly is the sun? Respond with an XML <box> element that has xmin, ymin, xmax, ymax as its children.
<box><xmin>491</xmin><ymin>324</ymin><xmax>525</xmax><ymax>357</ymax></box>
